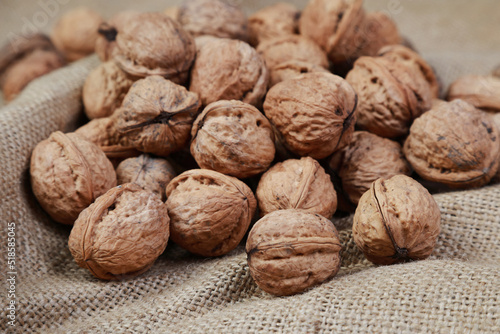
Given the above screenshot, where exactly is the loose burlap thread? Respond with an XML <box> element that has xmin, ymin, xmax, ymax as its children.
<box><xmin>0</xmin><ymin>51</ymin><xmax>499</xmax><ymax>333</ymax></box>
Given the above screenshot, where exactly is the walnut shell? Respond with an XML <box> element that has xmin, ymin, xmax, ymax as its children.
<box><xmin>263</xmin><ymin>72</ymin><xmax>357</xmax><ymax>159</ymax></box>
<box><xmin>165</xmin><ymin>169</ymin><xmax>256</xmax><ymax>257</ymax></box>
<box><xmin>189</xmin><ymin>38</ymin><xmax>269</xmax><ymax>107</ymax></box>
<box><xmin>268</xmin><ymin>60</ymin><xmax>330</xmax><ymax>87</ymax></box>
<box><xmin>116</xmin><ymin>154</ymin><xmax>176</xmax><ymax>201</ymax></box>
<box><xmin>51</xmin><ymin>7</ymin><xmax>103</xmax><ymax>61</ymax></box>
<box><xmin>404</xmin><ymin>99</ymin><xmax>500</xmax><ymax>188</ymax></box>
<box><xmin>447</xmin><ymin>75</ymin><xmax>500</xmax><ymax>112</ymax></box>
<box><xmin>82</xmin><ymin>61</ymin><xmax>135</xmax><ymax>119</ymax></box>
<box><xmin>256</xmin><ymin>157</ymin><xmax>337</xmax><ymax>218</ymax></box>
<box><xmin>346</xmin><ymin>56</ymin><xmax>432</xmax><ymax>138</ymax></box>
<box><xmin>256</xmin><ymin>34</ymin><xmax>329</xmax><ymax>70</ymax></box>
<box><xmin>329</xmin><ymin>131</ymin><xmax>412</xmax><ymax>206</ymax></box>
<box><xmin>30</xmin><ymin>131</ymin><xmax>116</xmax><ymax>225</ymax></box>
<box><xmin>248</xmin><ymin>2</ymin><xmax>300</xmax><ymax>47</ymax></box>
<box><xmin>68</xmin><ymin>183</ymin><xmax>169</xmax><ymax>280</ymax></box>
<box><xmin>113</xmin><ymin>75</ymin><xmax>201</xmax><ymax>157</ymax></box>
<box><xmin>112</xmin><ymin>12</ymin><xmax>196</xmax><ymax>84</ymax></box>
<box><xmin>95</xmin><ymin>11</ymin><xmax>139</xmax><ymax>62</ymax></box>
<box><xmin>190</xmin><ymin>100</ymin><xmax>275</xmax><ymax>179</ymax></box>
<box><xmin>178</xmin><ymin>0</ymin><xmax>248</xmax><ymax>41</ymax></box>
<box><xmin>246</xmin><ymin>209</ymin><xmax>342</xmax><ymax>296</ymax></box>
<box><xmin>353</xmin><ymin>175</ymin><xmax>441</xmax><ymax>265</ymax></box>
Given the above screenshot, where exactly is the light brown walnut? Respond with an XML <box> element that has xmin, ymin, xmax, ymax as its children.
<box><xmin>246</xmin><ymin>209</ymin><xmax>342</xmax><ymax>296</ymax></box>
<box><xmin>95</xmin><ymin>11</ymin><xmax>139</xmax><ymax>62</ymax></box>
<box><xmin>447</xmin><ymin>75</ymin><xmax>500</xmax><ymax>112</ymax></box>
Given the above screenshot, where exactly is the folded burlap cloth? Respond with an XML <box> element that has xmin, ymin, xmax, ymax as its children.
<box><xmin>1</xmin><ymin>52</ymin><xmax>499</xmax><ymax>333</ymax></box>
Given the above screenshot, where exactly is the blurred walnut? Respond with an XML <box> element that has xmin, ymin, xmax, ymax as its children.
<box><xmin>329</xmin><ymin>131</ymin><xmax>411</xmax><ymax>206</ymax></box>
<box><xmin>190</xmin><ymin>38</ymin><xmax>268</xmax><ymax>107</ymax></box>
<box><xmin>346</xmin><ymin>56</ymin><xmax>432</xmax><ymax>138</ymax></box>
<box><xmin>257</xmin><ymin>157</ymin><xmax>337</xmax><ymax>218</ymax></box>
<box><xmin>178</xmin><ymin>0</ymin><xmax>248</xmax><ymax>41</ymax></box>
<box><xmin>164</xmin><ymin>6</ymin><xmax>180</xmax><ymax>20</ymax></box>
<box><xmin>353</xmin><ymin>175</ymin><xmax>441</xmax><ymax>265</ymax></box>
<box><xmin>51</xmin><ymin>7</ymin><xmax>103</xmax><ymax>61</ymax></box>
<box><xmin>83</xmin><ymin>61</ymin><xmax>135</xmax><ymax>119</ymax></box>
<box><xmin>268</xmin><ymin>60</ymin><xmax>330</xmax><ymax>87</ymax></box>
<box><xmin>68</xmin><ymin>183</ymin><xmax>169</xmax><ymax>280</ymax></box>
<box><xmin>114</xmin><ymin>75</ymin><xmax>201</xmax><ymax>157</ymax></box>
<box><xmin>246</xmin><ymin>209</ymin><xmax>342</xmax><ymax>296</ymax></box>
<box><xmin>264</xmin><ymin>72</ymin><xmax>357</xmax><ymax>159</ymax></box>
<box><xmin>165</xmin><ymin>169</ymin><xmax>256</xmax><ymax>257</ymax></box>
<box><xmin>190</xmin><ymin>100</ymin><xmax>275</xmax><ymax>178</ymax></box>
<box><xmin>95</xmin><ymin>11</ymin><xmax>139</xmax><ymax>62</ymax></box>
<box><xmin>248</xmin><ymin>2</ymin><xmax>300</xmax><ymax>46</ymax></box>
<box><xmin>30</xmin><ymin>131</ymin><xmax>116</xmax><ymax>225</ymax></box>
<box><xmin>447</xmin><ymin>75</ymin><xmax>500</xmax><ymax>112</ymax></box>
<box><xmin>404</xmin><ymin>100</ymin><xmax>500</xmax><ymax>188</ymax></box>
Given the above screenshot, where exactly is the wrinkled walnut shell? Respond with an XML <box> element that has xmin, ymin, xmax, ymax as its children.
<box><xmin>264</xmin><ymin>72</ymin><xmax>357</xmax><ymax>159</ymax></box>
<box><xmin>68</xmin><ymin>183</ymin><xmax>170</xmax><ymax>280</ymax></box>
<box><xmin>248</xmin><ymin>2</ymin><xmax>300</xmax><ymax>46</ymax></box>
<box><xmin>30</xmin><ymin>131</ymin><xmax>116</xmax><ymax>224</ymax></box>
<box><xmin>165</xmin><ymin>169</ymin><xmax>256</xmax><ymax>257</ymax></box>
<box><xmin>447</xmin><ymin>75</ymin><xmax>500</xmax><ymax>112</ymax></box>
<box><xmin>190</xmin><ymin>100</ymin><xmax>275</xmax><ymax>178</ymax></box>
<box><xmin>353</xmin><ymin>175</ymin><xmax>441</xmax><ymax>265</ymax></box>
<box><xmin>256</xmin><ymin>157</ymin><xmax>337</xmax><ymax>218</ymax></box>
<box><xmin>246</xmin><ymin>209</ymin><xmax>342</xmax><ymax>296</ymax></box>
<box><xmin>268</xmin><ymin>60</ymin><xmax>330</xmax><ymax>87</ymax></box>
<box><xmin>404</xmin><ymin>100</ymin><xmax>500</xmax><ymax>188</ymax></box>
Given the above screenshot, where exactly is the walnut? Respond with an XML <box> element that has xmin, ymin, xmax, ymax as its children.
<box><xmin>190</xmin><ymin>100</ymin><xmax>275</xmax><ymax>179</ymax></box>
<box><xmin>447</xmin><ymin>75</ymin><xmax>500</xmax><ymax>112</ymax></box>
<box><xmin>190</xmin><ymin>38</ymin><xmax>269</xmax><ymax>107</ymax></box>
<box><xmin>263</xmin><ymin>72</ymin><xmax>357</xmax><ymax>159</ymax></box>
<box><xmin>51</xmin><ymin>7</ymin><xmax>103</xmax><ymax>61</ymax></box>
<box><xmin>403</xmin><ymin>99</ymin><xmax>500</xmax><ymax>188</ymax></box>
<box><xmin>116</xmin><ymin>154</ymin><xmax>176</xmax><ymax>201</ymax></box>
<box><xmin>30</xmin><ymin>131</ymin><xmax>116</xmax><ymax>225</ymax></box>
<box><xmin>68</xmin><ymin>183</ymin><xmax>169</xmax><ymax>280</ymax></box>
<box><xmin>268</xmin><ymin>60</ymin><xmax>330</xmax><ymax>87</ymax></box>
<box><xmin>178</xmin><ymin>0</ymin><xmax>249</xmax><ymax>41</ymax></box>
<box><xmin>113</xmin><ymin>75</ymin><xmax>201</xmax><ymax>157</ymax></box>
<box><xmin>82</xmin><ymin>61</ymin><xmax>135</xmax><ymax>119</ymax></box>
<box><xmin>112</xmin><ymin>12</ymin><xmax>196</xmax><ymax>84</ymax></box>
<box><xmin>246</xmin><ymin>209</ymin><xmax>342</xmax><ymax>296</ymax></box>
<box><xmin>256</xmin><ymin>34</ymin><xmax>329</xmax><ymax>70</ymax></box>
<box><xmin>95</xmin><ymin>11</ymin><xmax>139</xmax><ymax>62</ymax></box>
<box><xmin>165</xmin><ymin>169</ymin><xmax>256</xmax><ymax>257</ymax></box>
<box><xmin>329</xmin><ymin>131</ymin><xmax>411</xmax><ymax>206</ymax></box>
<box><xmin>256</xmin><ymin>157</ymin><xmax>337</xmax><ymax>218</ymax></box>
<box><xmin>353</xmin><ymin>175</ymin><xmax>441</xmax><ymax>265</ymax></box>
<box><xmin>346</xmin><ymin>56</ymin><xmax>432</xmax><ymax>138</ymax></box>
<box><xmin>248</xmin><ymin>2</ymin><xmax>300</xmax><ymax>46</ymax></box>
<box><xmin>378</xmin><ymin>44</ymin><xmax>440</xmax><ymax>99</ymax></box>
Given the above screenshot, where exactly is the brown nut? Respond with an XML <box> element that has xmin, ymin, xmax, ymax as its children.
<box><xmin>190</xmin><ymin>100</ymin><xmax>275</xmax><ymax>179</ymax></box>
<box><xmin>51</xmin><ymin>7</ymin><xmax>103</xmax><ymax>61</ymax></box>
<box><xmin>82</xmin><ymin>61</ymin><xmax>135</xmax><ymax>119</ymax></box>
<box><xmin>268</xmin><ymin>60</ymin><xmax>330</xmax><ymax>87</ymax></box>
<box><xmin>178</xmin><ymin>0</ymin><xmax>248</xmax><ymax>41</ymax></box>
<box><xmin>353</xmin><ymin>175</ymin><xmax>441</xmax><ymax>265</ymax></box>
<box><xmin>346</xmin><ymin>56</ymin><xmax>432</xmax><ymax>138</ymax></box>
<box><xmin>447</xmin><ymin>75</ymin><xmax>500</xmax><ymax>112</ymax></box>
<box><xmin>246</xmin><ymin>209</ymin><xmax>342</xmax><ymax>296</ymax></box>
<box><xmin>30</xmin><ymin>131</ymin><xmax>116</xmax><ymax>225</ymax></box>
<box><xmin>404</xmin><ymin>100</ymin><xmax>500</xmax><ymax>188</ymax></box>
<box><xmin>329</xmin><ymin>131</ymin><xmax>411</xmax><ymax>206</ymax></box>
<box><xmin>256</xmin><ymin>157</ymin><xmax>337</xmax><ymax>218</ymax></box>
<box><xmin>68</xmin><ymin>183</ymin><xmax>170</xmax><ymax>280</ymax></box>
<box><xmin>116</xmin><ymin>154</ymin><xmax>176</xmax><ymax>201</ymax></box>
<box><xmin>190</xmin><ymin>38</ymin><xmax>269</xmax><ymax>107</ymax></box>
<box><xmin>112</xmin><ymin>12</ymin><xmax>196</xmax><ymax>84</ymax></box>
<box><xmin>165</xmin><ymin>169</ymin><xmax>256</xmax><ymax>257</ymax></box>
<box><xmin>263</xmin><ymin>72</ymin><xmax>357</xmax><ymax>159</ymax></box>
<box><xmin>95</xmin><ymin>11</ymin><xmax>139</xmax><ymax>62</ymax></box>
<box><xmin>113</xmin><ymin>75</ymin><xmax>201</xmax><ymax>157</ymax></box>
<box><xmin>248</xmin><ymin>2</ymin><xmax>300</xmax><ymax>47</ymax></box>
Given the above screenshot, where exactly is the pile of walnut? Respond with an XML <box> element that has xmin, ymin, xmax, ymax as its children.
<box><xmin>25</xmin><ymin>0</ymin><xmax>500</xmax><ymax>296</ymax></box>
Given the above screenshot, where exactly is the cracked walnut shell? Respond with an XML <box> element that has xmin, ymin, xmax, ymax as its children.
<box><xmin>165</xmin><ymin>169</ymin><xmax>256</xmax><ymax>257</ymax></box>
<box><xmin>353</xmin><ymin>175</ymin><xmax>441</xmax><ymax>265</ymax></box>
<box><xmin>256</xmin><ymin>157</ymin><xmax>337</xmax><ymax>219</ymax></box>
<box><xmin>447</xmin><ymin>75</ymin><xmax>500</xmax><ymax>112</ymax></box>
<box><xmin>68</xmin><ymin>183</ymin><xmax>170</xmax><ymax>280</ymax></box>
<box><xmin>246</xmin><ymin>209</ymin><xmax>342</xmax><ymax>296</ymax></box>
<box><xmin>30</xmin><ymin>131</ymin><xmax>116</xmax><ymax>225</ymax></box>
